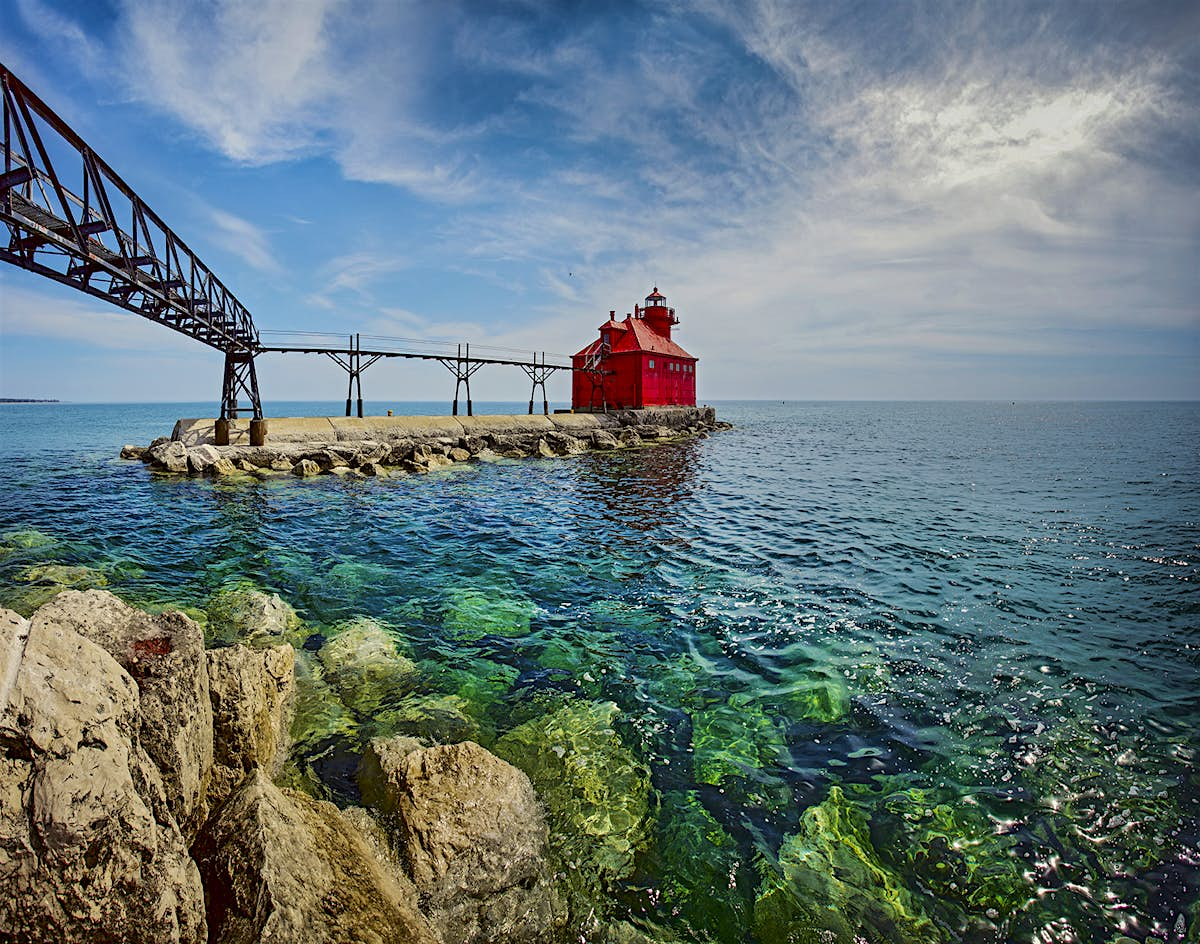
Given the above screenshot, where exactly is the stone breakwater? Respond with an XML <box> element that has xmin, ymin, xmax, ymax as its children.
<box><xmin>0</xmin><ymin>589</ymin><xmax>667</xmax><ymax>944</ymax></box>
<box><xmin>119</xmin><ymin>407</ymin><xmax>729</xmax><ymax>477</ymax></box>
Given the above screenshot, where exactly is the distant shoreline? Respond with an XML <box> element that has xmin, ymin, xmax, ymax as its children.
<box><xmin>0</xmin><ymin>398</ymin><xmax>60</xmax><ymax>403</ymax></box>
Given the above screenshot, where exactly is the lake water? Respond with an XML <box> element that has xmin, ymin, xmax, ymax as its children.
<box><xmin>1</xmin><ymin>400</ymin><xmax>1197</xmax><ymax>943</ymax></box>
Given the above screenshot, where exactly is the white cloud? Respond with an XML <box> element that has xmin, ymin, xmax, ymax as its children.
<box><xmin>0</xmin><ymin>277</ymin><xmax>204</xmax><ymax>353</ymax></box>
<box><xmin>206</xmin><ymin>208</ymin><xmax>282</xmax><ymax>274</ymax></box>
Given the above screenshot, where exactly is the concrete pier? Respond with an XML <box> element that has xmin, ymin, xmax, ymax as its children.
<box><xmin>122</xmin><ymin>407</ymin><xmax>728</xmax><ymax>478</ymax></box>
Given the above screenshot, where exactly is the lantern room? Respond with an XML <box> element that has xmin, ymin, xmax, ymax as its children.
<box><xmin>571</xmin><ymin>287</ymin><xmax>697</xmax><ymax>411</ymax></box>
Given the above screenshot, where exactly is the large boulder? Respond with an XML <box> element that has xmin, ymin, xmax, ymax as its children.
<box><xmin>149</xmin><ymin>440</ymin><xmax>189</xmax><ymax>473</ymax></box>
<box><xmin>0</xmin><ymin>606</ymin><xmax>206</xmax><ymax>943</ymax></box>
<box><xmin>193</xmin><ymin>769</ymin><xmax>438</xmax><ymax>944</ymax></box>
<box><xmin>205</xmin><ymin>643</ymin><xmax>296</xmax><ymax>811</ymax></box>
<box><xmin>32</xmin><ymin>590</ymin><xmax>214</xmax><ymax>838</ymax></box>
<box><xmin>187</xmin><ymin>444</ymin><xmax>222</xmax><ymax>474</ymax></box>
<box><xmin>358</xmin><ymin>739</ymin><xmax>556</xmax><ymax>944</ymax></box>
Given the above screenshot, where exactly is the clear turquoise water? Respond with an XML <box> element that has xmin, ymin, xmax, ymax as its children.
<box><xmin>1</xmin><ymin>400</ymin><xmax>1197</xmax><ymax>943</ymax></box>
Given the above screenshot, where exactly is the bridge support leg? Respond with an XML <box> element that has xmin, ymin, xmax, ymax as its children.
<box><xmin>221</xmin><ymin>350</ymin><xmax>263</xmax><ymax>425</ymax></box>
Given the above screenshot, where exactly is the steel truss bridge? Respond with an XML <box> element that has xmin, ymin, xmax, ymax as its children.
<box><xmin>0</xmin><ymin>63</ymin><xmax>602</xmax><ymax>426</ymax></box>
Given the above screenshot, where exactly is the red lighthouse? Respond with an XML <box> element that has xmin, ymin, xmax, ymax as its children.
<box><xmin>572</xmin><ymin>288</ymin><xmax>698</xmax><ymax>410</ymax></box>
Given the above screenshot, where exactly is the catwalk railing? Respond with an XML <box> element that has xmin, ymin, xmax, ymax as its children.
<box><xmin>259</xmin><ymin>332</ymin><xmax>577</xmax><ymax>417</ymax></box>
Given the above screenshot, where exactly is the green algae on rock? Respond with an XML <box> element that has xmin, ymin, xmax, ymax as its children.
<box><xmin>769</xmin><ymin>666</ymin><xmax>850</xmax><ymax>723</ymax></box>
<box><xmin>644</xmin><ymin>790</ymin><xmax>750</xmax><ymax>941</ymax></box>
<box><xmin>204</xmin><ymin>584</ymin><xmax>305</xmax><ymax>647</ymax></box>
<box><xmin>495</xmin><ymin>699</ymin><xmax>653</xmax><ymax>920</ymax></box>
<box><xmin>442</xmin><ymin>585</ymin><xmax>536</xmax><ymax>641</ymax></box>
<box><xmin>691</xmin><ymin>695</ymin><xmax>788</xmax><ymax>800</ymax></box>
<box><xmin>754</xmin><ymin>786</ymin><xmax>942</xmax><ymax>944</ymax></box>
<box><xmin>871</xmin><ymin>786</ymin><xmax>1030</xmax><ymax>925</ymax></box>
<box><xmin>0</xmin><ymin>528</ymin><xmax>56</xmax><ymax>555</ymax></box>
<box><xmin>4</xmin><ymin>562</ymin><xmax>110</xmax><ymax>614</ymax></box>
<box><xmin>317</xmin><ymin>617</ymin><xmax>419</xmax><ymax>717</ymax></box>
<box><xmin>419</xmin><ymin>654</ymin><xmax>519</xmax><ymax>724</ymax></box>
<box><xmin>368</xmin><ymin>692</ymin><xmax>480</xmax><ymax>745</ymax></box>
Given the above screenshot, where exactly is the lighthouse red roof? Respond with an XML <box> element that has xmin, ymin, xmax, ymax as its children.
<box><xmin>572</xmin><ymin>314</ymin><xmax>694</xmax><ymax>360</ymax></box>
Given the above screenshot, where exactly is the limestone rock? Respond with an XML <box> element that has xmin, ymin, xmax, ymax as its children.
<box><xmin>206</xmin><ymin>643</ymin><xmax>296</xmax><ymax>811</ymax></box>
<box><xmin>318</xmin><ymin>618</ymin><xmax>418</xmax><ymax>716</ymax></box>
<box><xmin>149</xmin><ymin>439</ymin><xmax>189</xmax><ymax>473</ymax></box>
<box><xmin>592</xmin><ymin>429</ymin><xmax>619</xmax><ymax>449</ymax></box>
<box><xmin>535</xmin><ymin>438</ymin><xmax>555</xmax><ymax>458</ymax></box>
<box><xmin>618</xmin><ymin>429</ymin><xmax>642</xmax><ymax>448</ymax></box>
<box><xmin>193</xmin><ymin>770</ymin><xmax>438</xmax><ymax>944</ymax></box>
<box><xmin>211</xmin><ymin>457</ymin><xmax>238</xmax><ymax>476</ymax></box>
<box><xmin>32</xmin><ymin>590</ymin><xmax>214</xmax><ymax>838</ymax></box>
<box><xmin>546</xmin><ymin>432</ymin><xmax>587</xmax><ymax>455</ymax></box>
<box><xmin>0</xmin><ymin>606</ymin><xmax>206</xmax><ymax>944</ymax></box>
<box><xmin>360</xmin><ymin>739</ymin><xmax>556</xmax><ymax>944</ymax></box>
<box><xmin>187</xmin><ymin>444</ymin><xmax>222</xmax><ymax>474</ymax></box>
<box><xmin>120</xmin><ymin>443</ymin><xmax>147</xmax><ymax>460</ymax></box>
<box><xmin>292</xmin><ymin>458</ymin><xmax>321</xmax><ymax>477</ymax></box>
<box><xmin>448</xmin><ymin>447</ymin><xmax>471</xmax><ymax>462</ymax></box>
<box><xmin>360</xmin><ymin>461</ymin><xmax>382</xmax><ymax>476</ymax></box>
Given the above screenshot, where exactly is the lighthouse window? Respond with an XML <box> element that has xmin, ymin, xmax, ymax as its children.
<box><xmin>648</xmin><ymin>359</ymin><xmax>655</xmax><ymax>369</ymax></box>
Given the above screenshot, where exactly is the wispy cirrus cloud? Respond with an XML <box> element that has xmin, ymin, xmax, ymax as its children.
<box><xmin>205</xmin><ymin>208</ymin><xmax>282</xmax><ymax>275</ymax></box>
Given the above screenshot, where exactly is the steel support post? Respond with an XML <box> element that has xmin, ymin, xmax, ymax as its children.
<box><xmin>220</xmin><ymin>350</ymin><xmax>263</xmax><ymax>422</ymax></box>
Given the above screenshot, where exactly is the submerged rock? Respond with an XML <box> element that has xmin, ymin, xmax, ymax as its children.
<box><xmin>360</xmin><ymin>739</ymin><xmax>556</xmax><ymax>944</ymax></box>
<box><xmin>495</xmin><ymin>699</ymin><xmax>652</xmax><ymax>917</ymax></box>
<box><xmin>0</xmin><ymin>606</ymin><xmax>206</xmax><ymax>943</ymax></box>
<box><xmin>871</xmin><ymin>784</ymin><xmax>1029</xmax><ymax>925</ymax></box>
<box><xmin>754</xmin><ymin>785</ymin><xmax>940</xmax><ymax>944</ymax></box>
<box><xmin>33</xmin><ymin>589</ymin><xmax>214</xmax><ymax>839</ymax></box>
<box><xmin>193</xmin><ymin>770</ymin><xmax>438</xmax><ymax>944</ymax></box>
<box><xmin>691</xmin><ymin>696</ymin><xmax>788</xmax><ymax>808</ymax></box>
<box><xmin>205</xmin><ymin>585</ymin><xmax>304</xmax><ymax>648</ymax></box>
<box><xmin>0</xmin><ymin>528</ymin><xmax>56</xmax><ymax>554</ymax></box>
<box><xmin>16</xmin><ymin>562</ymin><xmax>108</xmax><ymax>589</ymax></box>
<box><xmin>648</xmin><ymin>790</ymin><xmax>749</xmax><ymax>941</ymax></box>
<box><xmin>442</xmin><ymin>586</ymin><xmax>536</xmax><ymax>641</ymax></box>
<box><xmin>8</xmin><ymin>562</ymin><xmax>109</xmax><ymax>613</ymax></box>
<box><xmin>771</xmin><ymin>667</ymin><xmax>850</xmax><ymax>723</ymax></box>
<box><xmin>206</xmin><ymin>643</ymin><xmax>296</xmax><ymax>811</ymax></box>
<box><xmin>370</xmin><ymin>692</ymin><xmax>480</xmax><ymax>744</ymax></box>
<box><xmin>318</xmin><ymin>618</ymin><xmax>419</xmax><ymax>716</ymax></box>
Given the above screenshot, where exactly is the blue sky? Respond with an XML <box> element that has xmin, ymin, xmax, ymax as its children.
<box><xmin>1</xmin><ymin>0</ymin><xmax>1197</xmax><ymax>403</ymax></box>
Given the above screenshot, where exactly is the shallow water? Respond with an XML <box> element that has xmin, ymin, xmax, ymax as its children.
<box><xmin>1</xmin><ymin>400</ymin><xmax>1197</xmax><ymax>942</ymax></box>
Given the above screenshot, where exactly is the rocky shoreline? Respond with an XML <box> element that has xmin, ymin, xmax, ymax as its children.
<box><xmin>0</xmin><ymin>588</ymin><xmax>669</xmax><ymax>943</ymax></box>
<box><xmin>119</xmin><ymin>407</ymin><xmax>729</xmax><ymax>478</ymax></box>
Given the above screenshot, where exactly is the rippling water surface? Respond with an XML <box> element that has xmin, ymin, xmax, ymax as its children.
<box><xmin>1</xmin><ymin>400</ymin><xmax>1197</xmax><ymax>943</ymax></box>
